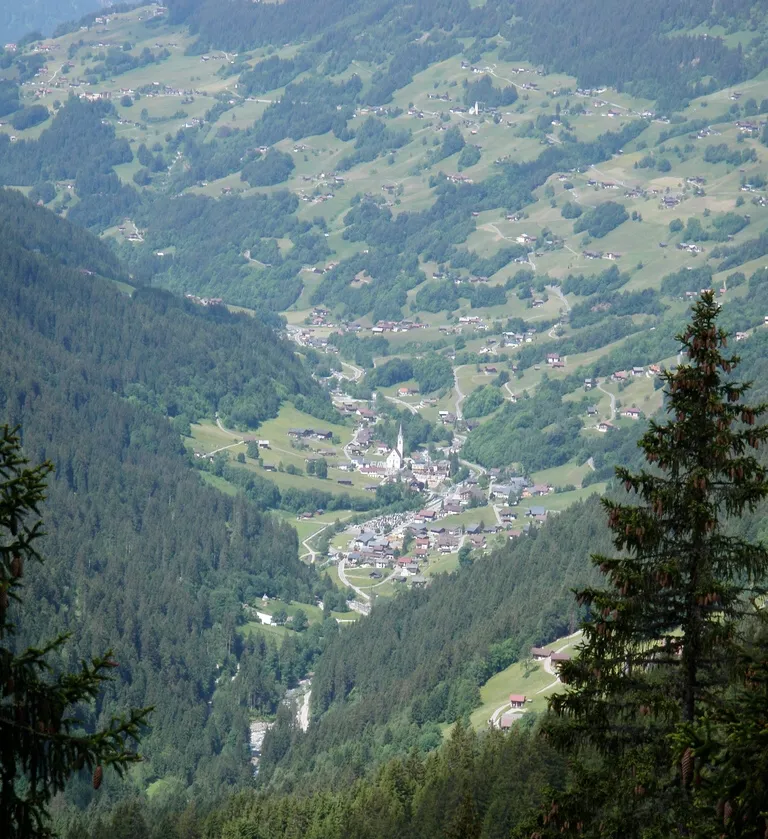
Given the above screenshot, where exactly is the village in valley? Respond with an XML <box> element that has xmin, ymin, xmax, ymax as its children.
<box><xmin>5</xmin><ymin>1</ymin><xmax>768</xmax><ymax>736</ymax></box>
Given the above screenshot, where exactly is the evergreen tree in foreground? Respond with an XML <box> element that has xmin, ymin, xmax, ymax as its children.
<box><xmin>0</xmin><ymin>426</ymin><xmax>151</xmax><ymax>839</ymax></box>
<box><xmin>532</xmin><ymin>293</ymin><xmax>768</xmax><ymax>837</ymax></box>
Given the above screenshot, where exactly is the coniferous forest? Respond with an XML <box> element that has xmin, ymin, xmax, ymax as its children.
<box><xmin>4</xmin><ymin>0</ymin><xmax>768</xmax><ymax>836</ymax></box>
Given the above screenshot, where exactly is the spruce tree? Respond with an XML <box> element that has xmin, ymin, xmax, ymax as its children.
<box><xmin>534</xmin><ymin>293</ymin><xmax>768</xmax><ymax>837</ymax></box>
<box><xmin>0</xmin><ymin>426</ymin><xmax>151</xmax><ymax>838</ymax></box>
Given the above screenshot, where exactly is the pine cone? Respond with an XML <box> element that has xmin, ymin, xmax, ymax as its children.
<box><xmin>723</xmin><ymin>801</ymin><xmax>733</xmax><ymax>825</ymax></box>
<box><xmin>681</xmin><ymin>748</ymin><xmax>693</xmax><ymax>787</ymax></box>
<box><xmin>93</xmin><ymin>765</ymin><xmax>103</xmax><ymax>790</ymax></box>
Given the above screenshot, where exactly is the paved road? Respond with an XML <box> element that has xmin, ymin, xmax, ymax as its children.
<box><xmin>338</xmin><ymin>558</ymin><xmax>371</xmax><ymax>600</ymax></box>
<box><xmin>384</xmin><ymin>395</ymin><xmax>419</xmax><ymax>414</ymax></box>
<box><xmin>596</xmin><ymin>381</ymin><xmax>617</xmax><ymax>421</ymax></box>
<box><xmin>341</xmin><ymin>361</ymin><xmax>364</xmax><ymax>382</ymax></box>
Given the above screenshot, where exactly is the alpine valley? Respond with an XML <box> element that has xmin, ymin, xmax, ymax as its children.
<box><xmin>3</xmin><ymin>1</ymin><xmax>768</xmax><ymax>838</ymax></box>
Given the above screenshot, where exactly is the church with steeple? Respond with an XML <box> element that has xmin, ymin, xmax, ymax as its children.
<box><xmin>385</xmin><ymin>423</ymin><xmax>405</xmax><ymax>474</ymax></box>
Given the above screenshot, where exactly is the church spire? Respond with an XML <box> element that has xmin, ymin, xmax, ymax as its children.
<box><xmin>397</xmin><ymin>423</ymin><xmax>404</xmax><ymax>457</ymax></box>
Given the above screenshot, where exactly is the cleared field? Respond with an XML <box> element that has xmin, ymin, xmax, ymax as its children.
<box><xmin>470</xmin><ymin>630</ymin><xmax>584</xmax><ymax>729</ymax></box>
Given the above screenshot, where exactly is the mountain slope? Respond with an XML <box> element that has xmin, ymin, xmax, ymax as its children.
<box><xmin>0</xmin><ymin>189</ymin><xmax>335</xmax><ymax>797</ymax></box>
<box><xmin>0</xmin><ymin>0</ymin><xmax>104</xmax><ymax>42</ymax></box>
<box><xmin>261</xmin><ymin>496</ymin><xmax>610</xmax><ymax>789</ymax></box>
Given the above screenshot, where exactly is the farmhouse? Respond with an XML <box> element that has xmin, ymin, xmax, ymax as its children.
<box><xmin>509</xmin><ymin>694</ymin><xmax>527</xmax><ymax>709</ymax></box>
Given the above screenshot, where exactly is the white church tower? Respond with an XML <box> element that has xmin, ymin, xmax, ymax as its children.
<box><xmin>386</xmin><ymin>423</ymin><xmax>405</xmax><ymax>474</ymax></box>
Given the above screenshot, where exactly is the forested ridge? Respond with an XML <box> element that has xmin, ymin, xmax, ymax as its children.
<box><xmin>0</xmin><ymin>189</ymin><xmax>338</xmax><ymax>800</ymax></box>
<box><xmin>258</xmin><ymin>497</ymin><xmax>609</xmax><ymax>790</ymax></box>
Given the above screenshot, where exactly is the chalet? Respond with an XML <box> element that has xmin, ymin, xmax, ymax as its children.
<box><xmin>735</xmin><ymin>331</ymin><xmax>749</xmax><ymax>341</ymax></box>
<box><xmin>532</xmin><ymin>299</ymin><xmax>545</xmax><ymax>308</ymax></box>
<box><xmin>509</xmin><ymin>694</ymin><xmax>527</xmax><ymax>710</ymax></box>
<box><xmin>612</xmin><ymin>370</ymin><xmax>629</xmax><ymax>383</ymax></box>
<box><xmin>465</xmin><ymin>522</ymin><xmax>482</xmax><ymax>535</ymax></box>
<box><xmin>499</xmin><ymin>507</ymin><xmax>518</xmax><ymax>522</ymax></box>
<box><xmin>506</xmin><ymin>529</ymin><xmax>523</xmax><ymax>539</ymax></box>
<box><xmin>584</xmin><ymin>377</ymin><xmax>597</xmax><ymax>390</ymax></box>
<box><xmin>411</xmin><ymin>574</ymin><xmax>428</xmax><ymax>587</ymax></box>
<box><xmin>516</xmin><ymin>233</ymin><xmax>536</xmax><ymax>245</ymax></box>
<box><xmin>499</xmin><ymin>711</ymin><xmax>521</xmax><ymax>729</ymax></box>
<box><xmin>526</xmin><ymin>506</ymin><xmax>547</xmax><ymax>518</ymax></box>
<box><xmin>530</xmin><ymin>484</ymin><xmax>552</xmax><ymax>497</ymax></box>
<box><xmin>586</xmin><ymin>405</ymin><xmax>598</xmax><ymax>417</ymax></box>
<box><xmin>469</xmin><ymin>534</ymin><xmax>486</xmax><ymax>549</ymax></box>
<box><xmin>546</xmin><ymin>353</ymin><xmax>561</xmax><ymax>365</ymax></box>
<box><xmin>622</xmin><ymin>408</ymin><xmax>641</xmax><ymax>420</ymax></box>
<box><xmin>597</xmin><ymin>421</ymin><xmax>615</xmax><ymax>433</ymax></box>
<box><xmin>550</xmin><ymin>652</ymin><xmax>571</xmax><ymax>666</ymax></box>
<box><xmin>531</xmin><ymin>647</ymin><xmax>549</xmax><ymax>660</ymax></box>
<box><xmin>632</xmin><ymin>366</ymin><xmax>645</xmax><ymax>376</ymax></box>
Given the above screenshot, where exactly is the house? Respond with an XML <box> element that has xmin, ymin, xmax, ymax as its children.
<box><xmin>550</xmin><ymin>652</ymin><xmax>571</xmax><ymax>666</ymax></box>
<box><xmin>546</xmin><ymin>353</ymin><xmax>561</xmax><ymax>365</ymax></box>
<box><xmin>526</xmin><ymin>506</ymin><xmax>547</xmax><ymax>518</ymax></box>
<box><xmin>465</xmin><ymin>522</ymin><xmax>482</xmax><ymax>535</ymax></box>
<box><xmin>622</xmin><ymin>407</ymin><xmax>641</xmax><ymax>420</ymax></box>
<box><xmin>411</xmin><ymin>574</ymin><xmax>428</xmax><ymax>587</ymax></box>
<box><xmin>531</xmin><ymin>647</ymin><xmax>549</xmax><ymax>660</ymax></box>
<box><xmin>499</xmin><ymin>711</ymin><xmax>522</xmax><ymax>729</ymax></box>
<box><xmin>597</xmin><ymin>420</ymin><xmax>615</xmax><ymax>433</ymax></box>
<box><xmin>586</xmin><ymin>405</ymin><xmax>598</xmax><ymax>417</ymax></box>
<box><xmin>735</xmin><ymin>331</ymin><xmax>749</xmax><ymax>341</ymax></box>
<box><xmin>612</xmin><ymin>370</ymin><xmax>629</xmax><ymax>383</ymax></box>
<box><xmin>509</xmin><ymin>694</ymin><xmax>527</xmax><ymax>709</ymax></box>
<box><xmin>632</xmin><ymin>366</ymin><xmax>645</xmax><ymax>376</ymax></box>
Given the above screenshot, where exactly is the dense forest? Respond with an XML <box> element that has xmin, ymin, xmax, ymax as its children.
<box><xmin>258</xmin><ymin>496</ymin><xmax>608</xmax><ymax>790</ymax></box>
<box><xmin>0</xmin><ymin>189</ymin><xmax>336</xmax><ymax>799</ymax></box>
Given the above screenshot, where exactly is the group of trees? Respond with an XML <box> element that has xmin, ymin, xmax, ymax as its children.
<box><xmin>462</xmin><ymin>378</ymin><xmax>585</xmax><ymax>470</ymax></box>
<box><xmin>0</xmin><ymin>190</ymin><xmax>339</xmax><ymax>805</ymax></box>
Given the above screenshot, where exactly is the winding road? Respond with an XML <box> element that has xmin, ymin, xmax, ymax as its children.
<box><xmin>338</xmin><ymin>558</ymin><xmax>400</xmax><ymax>600</ymax></box>
<box><xmin>596</xmin><ymin>381</ymin><xmax>617</xmax><ymax>421</ymax></box>
<box><xmin>384</xmin><ymin>395</ymin><xmax>419</xmax><ymax>414</ymax></box>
